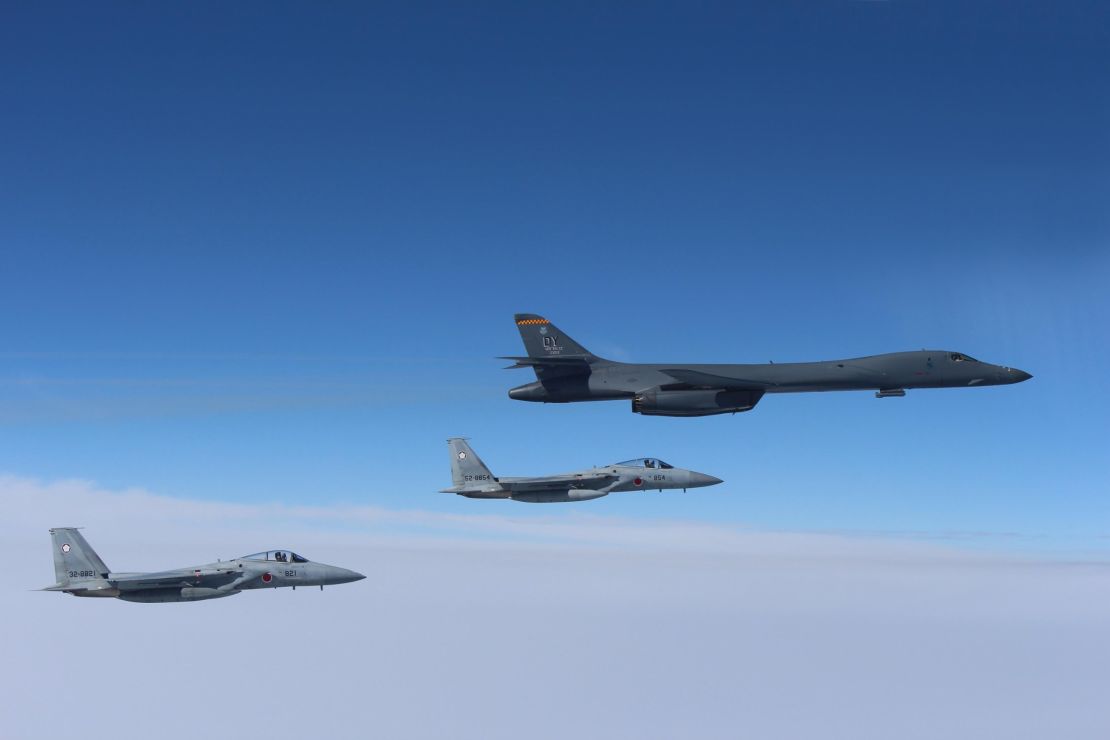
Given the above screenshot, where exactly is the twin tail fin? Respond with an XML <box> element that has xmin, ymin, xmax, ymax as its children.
<box><xmin>443</xmin><ymin>438</ymin><xmax>501</xmax><ymax>493</ymax></box>
<box><xmin>47</xmin><ymin>528</ymin><xmax>115</xmax><ymax>594</ymax></box>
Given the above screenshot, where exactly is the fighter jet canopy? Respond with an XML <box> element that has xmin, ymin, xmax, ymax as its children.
<box><xmin>615</xmin><ymin>458</ymin><xmax>674</xmax><ymax>469</ymax></box>
<box><xmin>241</xmin><ymin>550</ymin><xmax>309</xmax><ymax>563</ymax></box>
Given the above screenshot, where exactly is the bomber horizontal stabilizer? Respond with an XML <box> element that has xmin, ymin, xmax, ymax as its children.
<box><xmin>661</xmin><ymin>368</ymin><xmax>775</xmax><ymax>390</ymax></box>
<box><xmin>499</xmin><ymin>355</ymin><xmax>593</xmax><ymax>370</ymax></box>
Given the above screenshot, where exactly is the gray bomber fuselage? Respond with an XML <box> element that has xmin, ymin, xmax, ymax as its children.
<box><xmin>511</xmin><ymin>351</ymin><xmax>1031</xmax><ymax>400</ymax></box>
<box><xmin>505</xmin><ymin>314</ymin><xmax>1031</xmax><ymax>416</ymax></box>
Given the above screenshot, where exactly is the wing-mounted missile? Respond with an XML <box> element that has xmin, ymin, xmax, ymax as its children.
<box><xmin>875</xmin><ymin>388</ymin><xmax>907</xmax><ymax>398</ymax></box>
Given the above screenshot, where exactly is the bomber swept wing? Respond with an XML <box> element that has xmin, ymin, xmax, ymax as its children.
<box><xmin>661</xmin><ymin>368</ymin><xmax>776</xmax><ymax>390</ymax></box>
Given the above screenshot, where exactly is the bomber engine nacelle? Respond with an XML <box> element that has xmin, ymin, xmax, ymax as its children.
<box><xmin>632</xmin><ymin>388</ymin><xmax>763</xmax><ymax>417</ymax></box>
<box><xmin>512</xmin><ymin>489</ymin><xmax>610</xmax><ymax>504</ymax></box>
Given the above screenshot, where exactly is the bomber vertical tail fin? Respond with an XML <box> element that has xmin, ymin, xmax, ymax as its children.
<box><xmin>513</xmin><ymin>314</ymin><xmax>597</xmax><ymax>360</ymax></box>
<box><xmin>443</xmin><ymin>438</ymin><xmax>500</xmax><ymax>493</ymax></box>
<box><xmin>49</xmin><ymin>528</ymin><xmax>111</xmax><ymax>587</ymax></box>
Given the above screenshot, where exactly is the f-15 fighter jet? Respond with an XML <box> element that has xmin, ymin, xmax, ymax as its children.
<box><xmin>41</xmin><ymin>528</ymin><xmax>364</xmax><ymax>603</ymax></box>
<box><xmin>505</xmin><ymin>313</ymin><xmax>1032</xmax><ymax>417</ymax></box>
<box><xmin>440</xmin><ymin>438</ymin><xmax>722</xmax><ymax>503</ymax></box>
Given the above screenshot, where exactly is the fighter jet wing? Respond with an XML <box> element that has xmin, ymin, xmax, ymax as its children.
<box><xmin>112</xmin><ymin>567</ymin><xmax>242</xmax><ymax>591</ymax></box>
<box><xmin>661</xmin><ymin>368</ymin><xmax>776</xmax><ymax>390</ymax></box>
<box><xmin>504</xmin><ymin>473</ymin><xmax>618</xmax><ymax>493</ymax></box>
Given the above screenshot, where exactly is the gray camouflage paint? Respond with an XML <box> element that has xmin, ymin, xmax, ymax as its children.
<box><xmin>505</xmin><ymin>313</ymin><xmax>1032</xmax><ymax>416</ymax></box>
<box><xmin>441</xmin><ymin>438</ymin><xmax>722</xmax><ymax>503</ymax></box>
<box><xmin>43</xmin><ymin>528</ymin><xmax>364</xmax><ymax>603</ymax></box>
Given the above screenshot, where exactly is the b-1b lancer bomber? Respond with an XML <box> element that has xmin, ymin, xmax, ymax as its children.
<box><xmin>41</xmin><ymin>528</ymin><xmax>365</xmax><ymax>603</ymax></box>
<box><xmin>441</xmin><ymin>438</ymin><xmax>722</xmax><ymax>503</ymax></box>
<box><xmin>505</xmin><ymin>314</ymin><xmax>1032</xmax><ymax>417</ymax></box>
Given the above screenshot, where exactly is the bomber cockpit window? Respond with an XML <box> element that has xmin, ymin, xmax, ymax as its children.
<box><xmin>950</xmin><ymin>353</ymin><xmax>978</xmax><ymax>363</ymax></box>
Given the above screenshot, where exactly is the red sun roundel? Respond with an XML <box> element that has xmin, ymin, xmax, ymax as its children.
<box><xmin>262</xmin><ymin>572</ymin><xmax>273</xmax><ymax>583</ymax></box>
<box><xmin>633</xmin><ymin>477</ymin><xmax>643</xmax><ymax>486</ymax></box>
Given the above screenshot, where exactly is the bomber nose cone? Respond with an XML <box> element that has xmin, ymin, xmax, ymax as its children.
<box><xmin>690</xmin><ymin>472</ymin><xmax>723</xmax><ymax>488</ymax></box>
<box><xmin>1009</xmin><ymin>368</ymin><xmax>1033</xmax><ymax>383</ymax></box>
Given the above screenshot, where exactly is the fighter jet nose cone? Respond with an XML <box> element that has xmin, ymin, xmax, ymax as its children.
<box><xmin>1010</xmin><ymin>368</ymin><xmax>1032</xmax><ymax>383</ymax></box>
<box><xmin>690</xmin><ymin>472</ymin><xmax>723</xmax><ymax>487</ymax></box>
<box><xmin>327</xmin><ymin>568</ymin><xmax>365</xmax><ymax>585</ymax></box>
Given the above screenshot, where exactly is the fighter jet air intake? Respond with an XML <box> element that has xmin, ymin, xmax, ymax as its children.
<box><xmin>505</xmin><ymin>314</ymin><xmax>1032</xmax><ymax>417</ymax></box>
<box><xmin>441</xmin><ymin>438</ymin><xmax>722</xmax><ymax>503</ymax></box>
<box><xmin>41</xmin><ymin>528</ymin><xmax>365</xmax><ymax>603</ymax></box>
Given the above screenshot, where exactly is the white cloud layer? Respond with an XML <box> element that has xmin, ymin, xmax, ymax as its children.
<box><xmin>3</xmin><ymin>475</ymin><xmax>1108</xmax><ymax>740</ymax></box>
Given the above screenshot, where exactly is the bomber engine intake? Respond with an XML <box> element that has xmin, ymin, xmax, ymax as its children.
<box><xmin>632</xmin><ymin>388</ymin><xmax>763</xmax><ymax>417</ymax></box>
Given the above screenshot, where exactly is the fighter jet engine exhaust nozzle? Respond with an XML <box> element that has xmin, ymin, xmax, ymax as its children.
<box><xmin>632</xmin><ymin>388</ymin><xmax>764</xmax><ymax>417</ymax></box>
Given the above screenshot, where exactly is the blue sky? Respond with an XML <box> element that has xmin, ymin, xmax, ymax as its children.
<box><xmin>2</xmin><ymin>2</ymin><xmax>1108</xmax><ymax>555</ymax></box>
